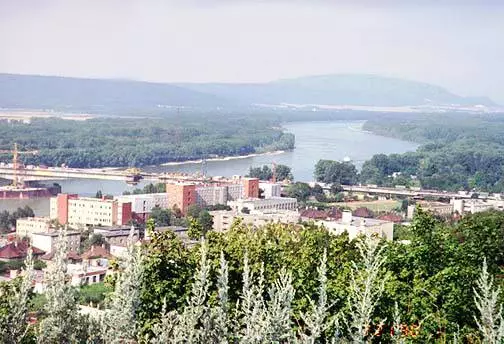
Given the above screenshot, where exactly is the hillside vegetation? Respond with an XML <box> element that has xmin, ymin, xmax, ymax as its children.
<box><xmin>0</xmin><ymin>115</ymin><xmax>294</xmax><ymax>168</ymax></box>
<box><xmin>361</xmin><ymin>113</ymin><xmax>504</xmax><ymax>192</ymax></box>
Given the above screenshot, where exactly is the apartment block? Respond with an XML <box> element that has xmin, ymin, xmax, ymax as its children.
<box><xmin>114</xmin><ymin>193</ymin><xmax>169</xmax><ymax>222</ymax></box>
<box><xmin>16</xmin><ymin>217</ymin><xmax>52</xmax><ymax>239</ymax></box>
<box><xmin>166</xmin><ymin>183</ymin><xmax>196</xmax><ymax>214</ymax></box>
<box><xmin>243</xmin><ymin>178</ymin><xmax>260</xmax><ymax>198</ymax></box>
<box><xmin>259</xmin><ymin>182</ymin><xmax>282</xmax><ymax>198</ymax></box>
<box><xmin>31</xmin><ymin>230</ymin><xmax>81</xmax><ymax>253</ymax></box>
<box><xmin>50</xmin><ymin>194</ymin><xmax>132</xmax><ymax>227</ymax></box>
<box><xmin>228</xmin><ymin>197</ymin><xmax>298</xmax><ymax>212</ymax></box>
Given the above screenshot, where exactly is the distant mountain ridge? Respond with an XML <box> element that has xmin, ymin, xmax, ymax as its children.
<box><xmin>0</xmin><ymin>73</ymin><xmax>495</xmax><ymax>113</ymax></box>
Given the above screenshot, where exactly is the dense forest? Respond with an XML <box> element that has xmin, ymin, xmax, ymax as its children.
<box><xmin>0</xmin><ymin>115</ymin><xmax>294</xmax><ymax>168</ymax></box>
<box><xmin>3</xmin><ymin>209</ymin><xmax>504</xmax><ymax>342</ymax></box>
<box><xmin>361</xmin><ymin>113</ymin><xmax>504</xmax><ymax>192</ymax></box>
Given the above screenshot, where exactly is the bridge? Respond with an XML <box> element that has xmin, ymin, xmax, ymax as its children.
<box><xmin>0</xmin><ymin>166</ymin><xmax>149</xmax><ymax>184</ymax></box>
<box><xmin>340</xmin><ymin>185</ymin><xmax>474</xmax><ymax>199</ymax></box>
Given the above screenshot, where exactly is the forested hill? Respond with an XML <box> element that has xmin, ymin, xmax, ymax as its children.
<box><xmin>178</xmin><ymin>74</ymin><xmax>496</xmax><ymax>107</ymax></box>
<box><xmin>0</xmin><ymin>73</ymin><xmax>494</xmax><ymax>113</ymax></box>
<box><xmin>359</xmin><ymin>113</ymin><xmax>504</xmax><ymax>192</ymax></box>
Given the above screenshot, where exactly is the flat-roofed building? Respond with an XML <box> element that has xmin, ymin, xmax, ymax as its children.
<box><xmin>228</xmin><ymin>197</ymin><xmax>298</xmax><ymax>213</ymax></box>
<box><xmin>211</xmin><ymin>210</ymin><xmax>300</xmax><ymax>232</ymax></box>
<box><xmin>50</xmin><ymin>194</ymin><xmax>132</xmax><ymax>227</ymax></box>
<box><xmin>16</xmin><ymin>217</ymin><xmax>52</xmax><ymax>239</ymax></box>
<box><xmin>114</xmin><ymin>193</ymin><xmax>169</xmax><ymax>222</ymax></box>
<box><xmin>259</xmin><ymin>182</ymin><xmax>282</xmax><ymax>199</ymax></box>
<box><xmin>311</xmin><ymin>211</ymin><xmax>394</xmax><ymax>241</ymax></box>
<box><xmin>31</xmin><ymin>230</ymin><xmax>81</xmax><ymax>253</ymax></box>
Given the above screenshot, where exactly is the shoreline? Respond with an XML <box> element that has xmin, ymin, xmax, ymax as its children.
<box><xmin>160</xmin><ymin>150</ymin><xmax>287</xmax><ymax>166</ymax></box>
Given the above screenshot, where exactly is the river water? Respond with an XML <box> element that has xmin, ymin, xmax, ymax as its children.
<box><xmin>0</xmin><ymin>121</ymin><xmax>418</xmax><ymax>216</ymax></box>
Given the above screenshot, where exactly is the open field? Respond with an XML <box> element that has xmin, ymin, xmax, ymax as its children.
<box><xmin>337</xmin><ymin>199</ymin><xmax>400</xmax><ymax>212</ymax></box>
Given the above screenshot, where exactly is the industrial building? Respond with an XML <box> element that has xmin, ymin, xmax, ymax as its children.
<box><xmin>50</xmin><ymin>193</ymin><xmax>132</xmax><ymax>227</ymax></box>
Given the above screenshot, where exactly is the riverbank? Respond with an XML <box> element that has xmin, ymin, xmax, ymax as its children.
<box><xmin>160</xmin><ymin>150</ymin><xmax>287</xmax><ymax>166</ymax></box>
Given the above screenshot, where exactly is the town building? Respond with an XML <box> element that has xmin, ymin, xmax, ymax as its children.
<box><xmin>31</xmin><ymin>230</ymin><xmax>81</xmax><ymax>253</ymax></box>
<box><xmin>93</xmin><ymin>226</ymin><xmax>139</xmax><ymax>246</ymax></box>
<box><xmin>166</xmin><ymin>178</ymin><xmax>260</xmax><ymax>214</ymax></box>
<box><xmin>228</xmin><ymin>197</ymin><xmax>298</xmax><ymax>213</ymax></box>
<box><xmin>259</xmin><ymin>182</ymin><xmax>282</xmax><ymax>199</ymax></box>
<box><xmin>452</xmin><ymin>199</ymin><xmax>504</xmax><ymax>215</ymax></box>
<box><xmin>50</xmin><ymin>193</ymin><xmax>132</xmax><ymax>227</ymax></box>
<box><xmin>210</xmin><ymin>210</ymin><xmax>300</xmax><ymax>232</ymax></box>
<box><xmin>16</xmin><ymin>217</ymin><xmax>52</xmax><ymax>239</ymax></box>
<box><xmin>166</xmin><ymin>183</ymin><xmax>196</xmax><ymax>215</ymax></box>
<box><xmin>308</xmin><ymin>211</ymin><xmax>394</xmax><ymax>241</ymax></box>
<box><xmin>113</xmin><ymin>193</ymin><xmax>169</xmax><ymax>222</ymax></box>
<box><xmin>407</xmin><ymin>201</ymin><xmax>454</xmax><ymax>219</ymax></box>
<box><xmin>67</xmin><ymin>263</ymin><xmax>108</xmax><ymax>287</ymax></box>
<box><xmin>0</xmin><ymin>241</ymin><xmax>45</xmax><ymax>262</ymax></box>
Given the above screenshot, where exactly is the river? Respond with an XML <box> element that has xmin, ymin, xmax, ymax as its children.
<box><xmin>0</xmin><ymin>121</ymin><xmax>418</xmax><ymax>216</ymax></box>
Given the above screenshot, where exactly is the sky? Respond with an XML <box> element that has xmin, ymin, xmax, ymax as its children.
<box><xmin>1</xmin><ymin>0</ymin><xmax>503</xmax><ymax>103</ymax></box>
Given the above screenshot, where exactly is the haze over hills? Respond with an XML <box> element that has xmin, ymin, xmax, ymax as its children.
<box><xmin>0</xmin><ymin>73</ymin><xmax>496</xmax><ymax>113</ymax></box>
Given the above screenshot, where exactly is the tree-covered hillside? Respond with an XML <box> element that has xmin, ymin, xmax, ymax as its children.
<box><xmin>361</xmin><ymin>113</ymin><xmax>504</xmax><ymax>192</ymax></box>
<box><xmin>0</xmin><ymin>115</ymin><xmax>294</xmax><ymax>168</ymax></box>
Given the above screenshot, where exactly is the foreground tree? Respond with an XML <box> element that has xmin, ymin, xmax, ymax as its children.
<box><xmin>0</xmin><ymin>247</ymin><xmax>34</xmax><ymax>344</ymax></box>
<box><xmin>102</xmin><ymin>226</ymin><xmax>144</xmax><ymax>343</ymax></box>
<box><xmin>37</xmin><ymin>230</ymin><xmax>85</xmax><ymax>343</ymax></box>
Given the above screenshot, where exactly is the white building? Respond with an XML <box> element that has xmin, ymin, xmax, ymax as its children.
<box><xmin>16</xmin><ymin>217</ymin><xmax>52</xmax><ymax>239</ymax></box>
<box><xmin>259</xmin><ymin>182</ymin><xmax>282</xmax><ymax>199</ymax></box>
<box><xmin>211</xmin><ymin>210</ymin><xmax>300</xmax><ymax>232</ymax></box>
<box><xmin>195</xmin><ymin>184</ymin><xmax>244</xmax><ymax>207</ymax></box>
<box><xmin>228</xmin><ymin>197</ymin><xmax>298</xmax><ymax>213</ymax></box>
<box><xmin>312</xmin><ymin>211</ymin><xmax>394</xmax><ymax>241</ymax></box>
<box><xmin>114</xmin><ymin>193</ymin><xmax>169</xmax><ymax>221</ymax></box>
<box><xmin>452</xmin><ymin>198</ymin><xmax>504</xmax><ymax>214</ymax></box>
<box><xmin>31</xmin><ymin>230</ymin><xmax>81</xmax><ymax>253</ymax></box>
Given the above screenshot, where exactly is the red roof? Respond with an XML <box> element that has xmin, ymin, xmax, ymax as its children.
<box><xmin>0</xmin><ymin>241</ymin><xmax>45</xmax><ymax>260</ymax></box>
<box><xmin>81</xmin><ymin>245</ymin><xmax>112</xmax><ymax>260</ymax></box>
<box><xmin>352</xmin><ymin>207</ymin><xmax>374</xmax><ymax>218</ymax></box>
<box><xmin>40</xmin><ymin>250</ymin><xmax>82</xmax><ymax>261</ymax></box>
<box><xmin>378</xmin><ymin>213</ymin><xmax>403</xmax><ymax>223</ymax></box>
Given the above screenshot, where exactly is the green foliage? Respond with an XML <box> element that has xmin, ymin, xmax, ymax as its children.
<box><xmin>149</xmin><ymin>206</ymin><xmax>172</xmax><ymax>226</ymax></box>
<box><xmin>124</xmin><ymin>183</ymin><xmax>167</xmax><ymax>195</ymax></box>
<box><xmin>95</xmin><ymin>190</ymin><xmax>103</xmax><ymax>199</ymax></box>
<box><xmin>248</xmin><ymin>164</ymin><xmax>293</xmax><ymax>181</ymax></box>
<box><xmin>77</xmin><ymin>282</ymin><xmax>112</xmax><ymax>307</ymax></box>
<box><xmin>314</xmin><ymin>159</ymin><xmax>358</xmax><ymax>185</ymax></box>
<box><xmin>0</xmin><ymin>116</ymin><xmax>295</xmax><ymax>168</ymax></box>
<box><xmin>0</xmin><ymin>206</ymin><xmax>35</xmax><ymax>233</ymax></box>
<box><xmin>362</xmin><ymin>113</ymin><xmax>504</xmax><ymax>192</ymax></box>
<box><xmin>285</xmin><ymin>182</ymin><xmax>313</xmax><ymax>202</ymax></box>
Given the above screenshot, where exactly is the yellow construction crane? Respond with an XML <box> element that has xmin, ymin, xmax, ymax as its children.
<box><xmin>0</xmin><ymin>143</ymin><xmax>39</xmax><ymax>188</ymax></box>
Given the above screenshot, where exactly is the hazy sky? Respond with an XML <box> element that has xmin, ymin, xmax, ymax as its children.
<box><xmin>1</xmin><ymin>0</ymin><xmax>503</xmax><ymax>102</ymax></box>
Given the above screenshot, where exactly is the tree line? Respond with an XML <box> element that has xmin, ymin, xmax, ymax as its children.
<box><xmin>3</xmin><ymin>209</ymin><xmax>504</xmax><ymax>342</ymax></box>
<box><xmin>0</xmin><ymin>116</ymin><xmax>294</xmax><ymax>169</ymax></box>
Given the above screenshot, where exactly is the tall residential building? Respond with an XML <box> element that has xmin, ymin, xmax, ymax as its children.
<box><xmin>114</xmin><ymin>193</ymin><xmax>169</xmax><ymax>222</ymax></box>
<box><xmin>50</xmin><ymin>194</ymin><xmax>132</xmax><ymax>227</ymax></box>
<box><xmin>166</xmin><ymin>183</ymin><xmax>196</xmax><ymax>215</ymax></box>
<box><xmin>243</xmin><ymin>178</ymin><xmax>260</xmax><ymax>198</ymax></box>
<box><xmin>259</xmin><ymin>182</ymin><xmax>282</xmax><ymax>198</ymax></box>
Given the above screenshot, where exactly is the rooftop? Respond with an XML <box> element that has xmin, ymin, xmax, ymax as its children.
<box><xmin>0</xmin><ymin>241</ymin><xmax>45</xmax><ymax>259</ymax></box>
<box><xmin>32</xmin><ymin>230</ymin><xmax>80</xmax><ymax>237</ymax></box>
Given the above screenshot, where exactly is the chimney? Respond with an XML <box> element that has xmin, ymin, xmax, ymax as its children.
<box><xmin>342</xmin><ymin>211</ymin><xmax>352</xmax><ymax>225</ymax></box>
